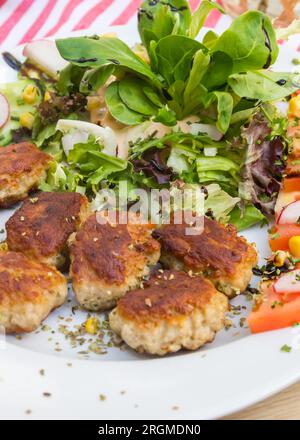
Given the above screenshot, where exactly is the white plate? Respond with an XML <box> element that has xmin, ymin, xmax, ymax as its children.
<box><xmin>1</xmin><ymin>24</ymin><xmax>300</xmax><ymax>420</ymax></box>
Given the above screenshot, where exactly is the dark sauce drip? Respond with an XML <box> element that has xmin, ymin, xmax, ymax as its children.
<box><xmin>262</xmin><ymin>23</ymin><xmax>272</xmax><ymax>69</ymax></box>
<box><xmin>68</xmin><ymin>57</ymin><xmax>98</xmax><ymax>63</ymax></box>
<box><xmin>107</xmin><ymin>58</ymin><xmax>121</xmax><ymax>65</ymax></box>
<box><xmin>138</xmin><ymin>1</ymin><xmax>187</xmax><ymax>21</ymax></box>
<box><xmin>138</xmin><ymin>8</ymin><xmax>154</xmax><ymax>21</ymax></box>
<box><xmin>276</xmin><ymin>79</ymin><xmax>287</xmax><ymax>86</ymax></box>
<box><xmin>2</xmin><ymin>52</ymin><xmax>22</xmax><ymax>71</ymax></box>
<box><xmin>160</xmin><ymin>1</ymin><xmax>188</xmax><ymax>12</ymax></box>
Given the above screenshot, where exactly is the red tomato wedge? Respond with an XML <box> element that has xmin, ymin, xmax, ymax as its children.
<box><xmin>248</xmin><ymin>281</ymin><xmax>300</xmax><ymax>333</ymax></box>
<box><xmin>283</xmin><ymin>177</ymin><xmax>300</xmax><ymax>193</ymax></box>
<box><xmin>269</xmin><ymin>224</ymin><xmax>300</xmax><ymax>251</ymax></box>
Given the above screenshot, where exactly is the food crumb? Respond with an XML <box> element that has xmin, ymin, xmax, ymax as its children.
<box><xmin>280</xmin><ymin>344</ymin><xmax>292</xmax><ymax>353</ymax></box>
<box><xmin>145</xmin><ymin>298</ymin><xmax>152</xmax><ymax>307</ymax></box>
<box><xmin>43</xmin><ymin>392</ymin><xmax>51</xmax><ymax>397</ymax></box>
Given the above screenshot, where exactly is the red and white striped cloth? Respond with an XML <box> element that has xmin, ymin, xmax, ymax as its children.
<box><xmin>0</xmin><ymin>0</ymin><xmax>298</xmax><ymax>51</ymax></box>
<box><xmin>0</xmin><ymin>0</ymin><xmax>228</xmax><ymax>49</ymax></box>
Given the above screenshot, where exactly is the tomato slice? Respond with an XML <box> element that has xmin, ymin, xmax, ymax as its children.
<box><xmin>283</xmin><ymin>177</ymin><xmax>300</xmax><ymax>193</ymax></box>
<box><xmin>269</xmin><ymin>224</ymin><xmax>300</xmax><ymax>251</ymax></box>
<box><xmin>248</xmin><ymin>282</ymin><xmax>300</xmax><ymax>333</ymax></box>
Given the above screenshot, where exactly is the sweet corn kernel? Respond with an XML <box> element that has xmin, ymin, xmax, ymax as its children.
<box><xmin>22</xmin><ymin>84</ymin><xmax>38</xmax><ymax>104</ymax></box>
<box><xmin>84</xmin><ymin>317</ymin><xmax>99</xmax><ymax>335</ymax></box>
<box><xmin>44</xmin><ymin>91</ymin><xmax>51</xmax><ymax>102</ymax></box>
<box><xmin>289</xmin><ymin>235</ymin><xmax>300</xmax><ymax>258</ymax></box>
<box><xmin>19</xmin><ymin>112</ymin><xmax>35</xmax><ymax>129</ymax></box>
<box><xmin>87</xmin><ymin>96</ymin><xmax>100</xmax><ymax>111</ymax></box>
<box><xmin>274</xmin><ymin>250</ymin><xmax>288</xmax><ymax>267</ymax></box>
<box><xmin>289</xmin><ymin>95</ymin><xmax>300</xmax><ymax>118</ymax></box>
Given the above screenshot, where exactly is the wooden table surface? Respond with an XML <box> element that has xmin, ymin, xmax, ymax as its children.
<box><xmin>222</xmin><ymin>381</ymin><xmax>300</xmax><ymax>419</ymax></box>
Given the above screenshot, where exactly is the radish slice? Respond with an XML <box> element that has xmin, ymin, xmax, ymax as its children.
<box><xmin>274</xmin><ymin>269</ymin><xmax>300</xmax><ymax>294</ymax></box>
<box><xmin>0</xmin><ymin>93</ymin><xmax>10</xmax><ymax>128</ymax></box>
<box><xmin>23</xmin><ymin>40</ymin><xmax>68</xmax><ymax>79</ymax></box>
<box><xmin>277</xmin><ymin>200</ymin><xmax>300</xmax><ymax>224</ymax></box>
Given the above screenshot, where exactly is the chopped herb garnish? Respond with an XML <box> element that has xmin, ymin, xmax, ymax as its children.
<box><xmin>280</xmin><ymin>344</ymin><xmax>292</xmax><ymax>353</ymax></box>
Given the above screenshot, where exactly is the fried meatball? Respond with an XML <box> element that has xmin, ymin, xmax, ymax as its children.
<box><xmin>6</xmin><ymin>191</ymin><xmax>90</xmax><ymax>268</ymax></box>
<box><xmin>0</xmin><ymin>142</ymin><xmax>51</xmax><ymax>208</ymax></box>
<box><xmin>109</xmin><ymin>270</ymin><xmax>228</xmax><ymax>356</ymax></box>
<box><xmin>69</xmin><ymin>211</ymin><xmax>161</xmax><ymax>311</ymax></box>
<box><xmin>0</xmin><ymin>251</ymin><xmax>67</xmax><ymax>333</ymax></box>
<box><xmin>152</xmin><ymin>214</ymin><xmax>258</xmax><ymax>297</ymax></box>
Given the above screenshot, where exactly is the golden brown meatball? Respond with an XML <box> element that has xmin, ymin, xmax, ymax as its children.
<box><xmin>152</xmin><ymin>214</ymin><xmax>258</xmax><ymax>297</ymax></box>
<box><xmin>6</xmin><ymin>191</ymin><xmax>90</xmax><ymax>268</ymax></box>
<box><xmin>0</xmin><ymin>251</ymin><xmax>67</xmax><ymax>333</ymax></box>
<box><xmin>0</xmin><ymin>142</ymin><xmax>51</xmax><ymax>207</ymax></box>
<box><xmin>69</xmin><ymin>211</ymin><xmax>161</xmax><ymax>311</ymax></box>
<box><xmin>109</xmin><ymin>269</ymin><xmax>228</xmax><ymax>356</ymax></box>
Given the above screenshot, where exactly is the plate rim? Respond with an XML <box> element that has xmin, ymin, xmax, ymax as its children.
<box><xmin>1</xmin><ymin>24</ymin><xmax>300</xmax><ymax>420</ymax></box>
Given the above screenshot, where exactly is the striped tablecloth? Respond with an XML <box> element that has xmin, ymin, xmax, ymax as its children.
<box><xmin>0</xmin><ymin>0</ymin><xmax>299</xmax><ymax>51</ymax></box>
<box><xmin>0</xmin><ymin>0</ymin><xmax>228</xmax><ymax>48</ymax></box>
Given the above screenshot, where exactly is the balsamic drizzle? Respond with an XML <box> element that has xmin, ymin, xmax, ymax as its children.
<box><xmin>276</xmin><ymin>79</ymin><xmax>287</xmax><ymax>86</ymax></box>
<box><xmin>262</xmin><ymin>22</ymin><xmax>272</xmax><ymax>69</ymax></box>
<box><xmin>2</xmin><ymin>52</ymin><xmax>22</xmax><ymax>71</ymax></box>
<box><xmin>107</xmin><ymin>59</ymin><xmax>121</xmax><ymax>65</ymax></box>
<box><xmin>160</xmin><ymin>1</ymin><xmax>188</xmax><ymax>12</ymax></box>
<box><xmin>68</xmin><ymin>57</ymin><xmax>98</xmax><ymax>63</ymax></box>
<box><xmin>138</xmin><ymin>0</ymin><xmax>187</xmax><ymax>21</ymax></box>
<box><xmin>138</xmin><ymin>8</ymin><xmax>154</xmax><ymax>21</ymax></box>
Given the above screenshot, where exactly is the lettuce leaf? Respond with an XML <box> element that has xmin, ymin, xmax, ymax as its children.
<box><xmin>240</xmin><ymin>112</ymin><xmax>286</xmax><ymax>217</ymax></box>
<box><xmin>229</xmin><ymin>203</ymin><xmax>266</xmax><ymax>231</ymax></box>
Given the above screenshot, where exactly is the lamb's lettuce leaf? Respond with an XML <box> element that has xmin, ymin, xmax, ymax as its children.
<box><xmin>105</xmin><ymin>82</ymin><xmax>146</xmax><ymax>125</ymax></box>
<box><xmin>155</xmin><ymin>35</ymin><xmax>206</xmax><ymax>85</ymax></box>
<box><xmin>118</xmin><ymin>77</ymin><xmax>160</xmax><ymax>115</ymax></box>
<box><xmin>138</xmin><ymin>0</ymin><xmax>192</xmax><ymax>50</ymax></box>
<box><xmin>56</xmin><ymin>36</ymin><xmax>160</xmax><ymax>86</ymax></box>
<box><xmin>213</xmin><ymin>11</ymin><xmax>279</xmax><ymax>72</ymax></box>
<box><xmin>228</xmin><ymin>70</ymin><xmax>300</xmax><ymax>102</ymax></box>
<box><xmin>79</xmin><ymin>65</ymin><xmax>114</xmax><ymax>94</ymax></box>
<box><xmin>189</xmin><ymin>0</ymin><xmax>224</xmax><ymax>39</ymax></box>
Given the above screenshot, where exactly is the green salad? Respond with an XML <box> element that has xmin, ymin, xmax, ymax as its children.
<box><xmin>1</xmin><ymin>0</ymin><xmax>299</xmax><ymax>230</ymax></box>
